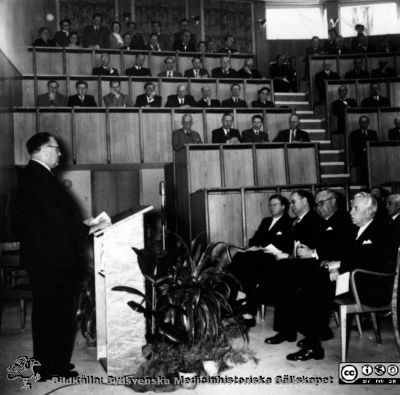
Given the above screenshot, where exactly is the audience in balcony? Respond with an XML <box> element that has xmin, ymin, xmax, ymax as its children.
<box><xmin>218</xmin><ymin>35</ymin><xmax>239</xmax><ymax>54</ymax></box>
<box><xmin>361</xmin><ymin>83</ymin><xmax>390</xmax><ymax>107</ymax></box>
<box><xmin>345</xmin><ymin>58</ymin><xmax>370</xmax><ymax>79</ymax></box>
<box><xmin>237</xmin><ymin>58</ymin><xmax>262</xmax><ymax>79</ymax></box>
<box><xmin>184</xmin><ymin>57</ymin><xmax>209</xmax><ymax>78</ymax></box>
<box><xmin>146</xmin><ymin>34</ymin><xmax>162</xmax><ymax>51</ymax></box>
<box><xmin>315</xmin><ymin>61</ymin><xmax>340</xmax><ymax>104</ymax></box>
<box><xmin>350</xmin><ymin>115</ymin><xmax>378</xmax><ymax>183</ymax></box>
<box><xmin>270</xmin><ymin>55</ymin><xmax>294</xmax><ymax>93</ymax></box>
<box><xmin>350</xmin><ymin>24</ymin><xmax>367</xmax><ymax>53</ymax></box>
<box><xmin>212</xmin><ymin>56</ymin><xmax>237</xmax><ymax>78</ymax></box>
<box><xmin>211</xmin><ymin>113</ymin><xmax>241</xmax><ymax>144</ymax></box>
<box><xmin>53</xmin><ymin>18</ymin><xmax>71</xmax><ymax>47</ymax></box>
<box><xmin>122</xmin><ymin>33</ymin><xmax>134</xmax><ymax>50</ymax></box>
<box><xmin>221</xmin><ymin>84</ymin><xmax>248</xmax><ymax>108</ymax></box>
<box><xmin>32</xmin><ymin>27</ymin><xmax>56</xmax><ymax>47</ymax></box>
<box><xmin>329</xmin><ymin>36</ymin><xmax>349</xmax><ymax>55</ymax></box>
<box><xmin>331</xmin><ymin>85</ymin><xmax>357</xmax><ymax>134</ymax></box>
<box><xmin>82</xmin><ymin>13</ymin><xmax>110</xmax><ymax>49</ymax></box>
<box><xmin>157</xmin><ymin>57</ymin><xmax>182</xmax><ymax>77</ymax></box>
<box><xmin>172</xmin><ymin>114</ymin><xmax>203</xmax><ymax>151</ymax></box>
<box><xmin>371</xmin><ymin>60</ymin><xmax>398</xmax><ymax>78</ymax></box>
<box><xmin>165</xmin><ymin>84</ymin><xmax>195</xmax><ymax>107</ymax></box>
<box><xmin>125</xmin><ymin>54</ymin><xmax>151</xmax><ymax>76</ymax></box>
<box><xmin>306</xmin><ymin>36</ymin><xmax>323</xmax><ymax>56</ymax></box>
<box><xmin>135</xmin><ymin>82</ymin><xmax>162</xmax><ymax>107</ymax></box>
<box><xmin>173</xmin><ymin>18</ymin><xmax>196</xmax><ymax>49</ymax></box>
<box><xmin>388</xmin><ymin>117</ymin><xmax>400</xmax><ymax>140</ymax></box>
<box><xmin>126</xmin><ymin>21</ymin><xmax>145</xmax><ymax>50</ymax></box>
<box><xmin>323</xmin><ymin>28</ymin><xmax>338</xmax><ymax>54</ymax></box>
<box><xmin>36</xmin><ymin>80</ymin><xmax>67</xmax><ymax>107</ymax></box>
<box><xmin>92</xmin><ymin>53</ymin><xmax>119</xmax><ymax>76</ymax></box>
<box><xmin>241</xmin><ymin>115</ymin><xmax>269</xmax><ymax>143</ymax></box>
<box><xmin>273</xmin><ymin>114</ymin><xmax>310</xmax><ymax>142</ymax></box>
<box><xmin>252</xmin><ymin>87</ymin><xmax>274</xmax><ymax>108</ymax></box>
<box><xmin>103</xmin><ymin>79</ymin><xmax>132</xmax><ymax>107</ymax></box>
<box><xmin>380</xmin><ymin>35</ymin><xmax>396</xmax><ymax>53</ymax></box>
<box><xmin>67</xmin><ymin>80</ymin><xmax>97</xmax><ymax>107</ymax></box>
<box><xmin>195</xmin><ymin>86</ymin><xmax>220</xmax><ymax>108</ymax></box>
<box><xmin>67</xmin><ymin>32</ymin><xmax>81</xmax><ymax>48</ymax></box>
<box><xmin>173</xmin><ymin>30</ymin><xmax>196</xmax><ymax>52</ymax></box>
<box><xmin>109</xmin><ymin>21</ymin><xmax>124</xmax><ymax>49</ymax></box>
<box><xmin>197</xmin><ymin>41</ymin><xmax>208</xmax><ymax>53</ymax></box>
<box><xmin>151</xmin><ymin>21</ymin><xmax>172</xmax><ymax>51</ymax></box>
<box><xmin>354</xmin><ymin>35</ymin><xmax>373</xmax><ymax>54</ymax></box>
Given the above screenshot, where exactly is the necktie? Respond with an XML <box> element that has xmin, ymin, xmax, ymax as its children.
<box><xmin>80</xmin><ymin>96</ymin><xmax>84</xmax><ymax>103</ymax></box>
<box><xmin>234</xmin><ymin>98</ymin><xmax>238</xmax><ymax>103</ymax></box>
<box><xmin>194</xmin><ymin>70</ymin><xmax>197</xmax><ymax>77</ymax></box>
<box><xmin>168</xmin><ymin>71</ymin><xmax>172</xmax><ymax>77</ymax></box>
<box><xmin>179</xmin><ymin>99</ymin><xmax>183</xmax><ymax>105</ymax></box>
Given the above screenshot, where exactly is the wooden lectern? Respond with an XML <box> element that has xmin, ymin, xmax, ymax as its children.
<box><xmin>94</xmin><ymin>206</ymin><xmax>153</xmax><ymax>376</ymax></box>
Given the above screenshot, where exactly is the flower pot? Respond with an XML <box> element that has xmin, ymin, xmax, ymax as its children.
<box><xmin>178</xmin><ymin>372</ymin><xmax>197</xmax><ymax>389</ymax></box>
<box><xmin>203</xmin><ymin>360</ymin><xmax>220</xmax><ymax>376</ymax></box>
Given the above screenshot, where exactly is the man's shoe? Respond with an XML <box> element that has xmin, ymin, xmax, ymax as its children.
<box><xmin>51</xmin><ymin>370</ymin><xmax>79</xmax><ymax>379</ymax></box>
<box><xmin>264</xmin><ymin>332</ymin><xmax>296</xmax><ymax>344</ymax></box>
<box><xmin>286</xmin><ymin>346</ymin><xmax>324</xmax><ymax>361</ymax></box>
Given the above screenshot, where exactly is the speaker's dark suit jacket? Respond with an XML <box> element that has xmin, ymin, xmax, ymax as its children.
<box><xmin>388</xmin><ymin>128</ymin><xmax>400</xmax><ymax>140</ymax></box>
<box><xmin>273</xmin><ymin>129</ymin><xmax>310</xmax><ymax>142</ymax></box>
<box><xmin>195</xmin><ymin>98</ymin><xmax>220</xmax><ymax>107</ymax></box>
<box><xmin>125</xmin><ymin>67</ymin><xmax>152</xmax><ymax>76</ymax></box>
<box><xmin>82</xmin><ymin>25</ymin><xmax>110</xmax><ymax>48</ymax></box>
<box><xmin>211</xmin><ymin>128</ymin><xmax>241</xmax><ymax>143</ymax></box>
<box><xmin>236</xmin><ymin>68</ymin><xmax>262</xmax><ymax>79</ymax></box>
<box><xmin>252</xmin><ymin>99</ymin><xmax>274</xmax><ymax>108</ymax></box>
<box><xmin>135</xmin><ymin>93</ymin><xmax>162</xmax><ymax>107</ymax></box>
<box><xmin>92</xmin><ymin>66</ymin><xmax>119</xmax><ymax>76</ymax></box>
<box><xmin>241</xmin><ymin>129</ymin><xmax>269</xmax><ymax>143</ymax></box>
<box><xmin>345</xmin><ymin>69</ymin><xmax>370</xmax><ymax>79</ymax></box>
<box><xmin>361</xmin><ymin>95</ymin><xmax>390</xmax><ymax>108</ymax></box>
<box><xmin>67</xmin><ymin>95</ymin><xmax>97</xmax><ymax>107</ymax></box>
<box><xmin>211</xmin><ymin>67</ymin><xmax>237</xmax><ymax>78</ymax></box>
<box><xmin>221</xmin><ymin>97</ymin><xmax>248</xmax><ymax>108</ymax></box>
<box><xmin>349</xmin><ymin>128</ymin><xmax>378</xmax><ymax>165</ymax></box>
<box><xmin>331</xmin><ymin>98</ymin><xmax>358</xmax><ymax>133</ymax></box>
<box><xmin>184</xmin><ymin>68</ymin><xmax>209</xmax><ymax>78</ymax></box>
<box><xmin>165</xmin><ymin>94</ymin><xmax>196</xmax><ymax>107</ymax></box>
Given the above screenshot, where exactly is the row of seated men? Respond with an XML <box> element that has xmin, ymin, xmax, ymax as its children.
<box><xmin>226</xmin><ymin>188</ymin><xmax>400</xmax><ymax>361</ymax></box>
<box><xmin>172</xmin><ymin>113</ymin><xmax>309</xmax><ymax>151</ymax></box>
<box><xmin>89</xmin><ymin>53</ymin><xmax>261</xmax><ymax>79</ymax></box>
<box><xmin>315</xmin><ymin>60</ymin><xmax>398</xmax><ymax>103</ymax></box>
<box><xmin>36</xmin><ymin>80</ymin><xmax>274</xmax><ymax>108</ymax></box>
<box><xmin>33</xmin><ymin>14</ymin><xmax>240</xmax><ymax>54</ymax></box>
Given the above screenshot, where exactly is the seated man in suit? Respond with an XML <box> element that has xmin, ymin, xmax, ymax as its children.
<box><xmin>165</xmin><ymin>84</ymin><xmax>196</xmax><ymax>108</ymax></box>
<box><xmin>157</xmin><ymin>57</ymin><xmax>182</xmax><ymax>77</ymax></box>
<box><xmin>361</xmin><ymin>83</ymin><xmax>390</xmax><ymax>108</ymax></box>
<box><xmin>184</xmin><ymin>57</ymin><xmax>209</xmax><ymax>78</ymax></box>
<box><xmin>386</xmin><ymin>194</ymin><xmax>400</xmax><ymax>269</ymax></box>
<box><xmin>211</xmin><ymin>113</ymin><xmax>241</xmax><ymax>144</ymax></box>
<box><xmin>237</xmin><ymin>58</ymin><xmax>262</xmax><ymax>79</ymax></box>
<box><xmin>252</xmin><ymin>87</ymin><xmax>274</xmax><ymax>108</ymax></box>
<box><xmin>172</xmin><ymin>114</ymin><xmax>203</xmax><ymax>151</ymax></box>
<box><xmin>173</xmin><ymin>18</ymin><xmax>196</xmax><ymax>50</ymax></box>
<box><xmin>315</xmin><ymin>61</ymin><xmax>340</xmax><ymax>104</ymax></box>
<box><xmin>242</xmin><ymin>115</ymin><xmax>269</xmax><ymax>143</ymax></box>
<box><xmin>92</xmin><ymin>53</ymin><xmax>119</xmax><ymax>76</ymax></box>
<box><xmin>135</xmin><ymin>82</ymin><xmax>162</xmax><ymax>107</ymax></box>
<box><xmin>211</xmin><ymin>56</ymin><xmax>237</xmax><ymax>78</ymax></box>
<box><xmin>273</xmin><ymin>114</ymin><xmax>310</xmax><ymax>142</ymax></box>
<box><xmin>388</xmin><ymin>117</ymin><xmax>400</xmax><ymax>140</ymax></box>
<box><xmin>345</xmin><ymin>58</ymin><xmax>369</xmax><ymax>79</ymax></box>
<box><xmin>266</xmin><ymin>189</ymin><xmax>354</xmax><ymax>360</ymax></box>
<box><xmin>221</xmin><ymin>84</ymin><xmax>247</xmax><ymax>108</ymax></box>
<box><xmin>217</xmin><ymin>35</ymin><xmax>238</xmax><ymax>54</ymax></box>
<box><xmin>146</xmin><ymin>33</ymin><xmax>162</xmax><ymax>51</ymax></box>
<box><xmin>151</xmin><ymin>20</ymin><xmax>172</xmax><ymax>51</ymax></box>
<box><xmin>53</xmin><ymin>18</ymin><xmax>71</xmax><ymax>47</ymax></box>
<box><xmin>103</xmin><ymin>79</ymin><xmax>132</xmax><ymax>107</ymax></box>
<box><xmin>371</xmin><ymin>60</ymin><xmax>398</xmax><ymax>79</ymax></box>
<box><xmin>172</xmin><ymin>30</ymin><xmax>196</xmax><ymax>52</ymax></box>
<box><xmin>125</xmin><ymin>54</ymin><xmax>151</xmax><ymax>76</ymax></box>
<box><xmin>350</xmin><ymin>115</ymin><xmax>379</xmax><ymax>183</ymax></box>
<box><xmin>67</xmin><ymin>80</ymin><xmax>97</xmax><ymax>107</ymax></box>
<box><xmin>122</xmin><ymin>33</ymin><xmax>133</xmax><ymax>50</ymax></box>
<box><xmin>227</xmin><ymin>195</ymin><xmax>293</xmax><ymax>326</ymax></box>
<box><xmin>82</xmin><ymin>12</ymin><xmax>110</xmax><ymax>49</ymax></box>
<box><xmin>36</xmin><ymin>80</ymin><xmax>67</xmax><ymax>107</ymax></box>
<box><xmin>126</xmin><ymin>21</ymin><xmax>145</xmax><ymax>50</ymax></box>
<box><xmin>331</xmin><ymin>85</ymin><xmax>358</xmax><ymax>134</ymax></box>
<box><xmin>270</xmin><ymin>54</ymin><xmax>296</xmax><ymax>93</ymax></box>
<box><xmin>195</xmin><ymin>86</ymin><xmax>220</xmax><ymax>107</ymax></box>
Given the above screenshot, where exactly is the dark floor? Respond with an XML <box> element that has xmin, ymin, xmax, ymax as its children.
<box><xmin>0</xmin><ymin>301</ymin><xmax>399</xmax><ymax>395</ymax></box>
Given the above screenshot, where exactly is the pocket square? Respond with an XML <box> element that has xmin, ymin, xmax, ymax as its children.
<box><xmin>325</xmin><ymin>227</ymin><xmax>333</xmax><ymax>231</ymax></box>
<box><xmin>276</xmin><ymin>231</ymin><xmax>282</xmax><ymax>235</ymax></box>
<box><xmin>362</xmin><ymin>240</ymin><xmax>373</xmax><ymax>245</ymax></box>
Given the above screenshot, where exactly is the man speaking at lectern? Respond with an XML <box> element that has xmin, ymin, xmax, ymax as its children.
<box><xmin>17</xmin><ymin>133</ymin><xmax>109</xmax><ymax>381</ymax></box>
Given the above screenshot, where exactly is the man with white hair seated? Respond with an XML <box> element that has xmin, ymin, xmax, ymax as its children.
<box><xmin>165</xmin><ymin>84</ymin><xmax>196</xmax><ymax>108</ymax></box>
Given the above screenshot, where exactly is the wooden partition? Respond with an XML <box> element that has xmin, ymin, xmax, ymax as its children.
<box><xmin>174</xmin><ymin>143</ymin><xmax>320</xmax><ymax>241</ymax></box>
<box><xmin>191</xmin><ymin>184</ymin><xmax>349</xmax><ymax>247</ymax></box>
<box><xmin>367</xmin><ymin>142</ymin><xmax>400</xmax><ymax>187</ymax></box>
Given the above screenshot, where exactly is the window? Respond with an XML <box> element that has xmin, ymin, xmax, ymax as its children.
<box><xmin>265</xmin><ymin>6</ymin><xmax>328</xmax><ymax>40</ymax></box>
<box><xmin>339</xmin><ymin>2</ymin><xmax>400</xmax><ymax>36</ymax></box>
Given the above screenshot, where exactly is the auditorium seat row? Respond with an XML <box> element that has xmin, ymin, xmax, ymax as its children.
<box><xmin>19</xmin><ymin>75</ymin><xmax>273</xmax><ymax>107</ymax></box>
<box><xmin>28</xmin><ymin>47</ymin><xmax>254</xmax><ymax>76</ymax></box>
<box><xmin>13</xmin><ymin>107</ymin><xmax>292</xmax><ymax>165</ymax></box>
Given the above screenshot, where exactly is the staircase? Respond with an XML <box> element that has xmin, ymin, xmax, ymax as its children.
<box><xmin>274</xmin><ymin>92</ymin><xmax>350</xmax><ymax>185</ymax></box>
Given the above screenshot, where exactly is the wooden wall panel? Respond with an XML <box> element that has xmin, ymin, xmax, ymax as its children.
<box><xmin>223</xmin><ymin>147</ymin><xmax>254</xmax><ymax>187</ymax></box>
<box><xmin>380</xmin><ymin>110</ymin><xmax>400</xmax><ymax>141</ymax></box>
<box><xmin>202</xmin><ymin>56</ymin><xmax>220</xmax><ymax>72</ymax></box>
<box><xmin>67</xmin><ymin>52</ymin><xmax>93</xmax><ymax>75</ymax></box>
<box><xmin>266</xmin><ymin>112</ymin><xmax>290</xmax><ymax>142</ymax></box>
<box><xmin>13</xmin><ymin>112</ymin><xmax>35</xmax><ymax>165</ymax></box>
<box><xmin>204</xmin><ymin>111</ymin><xmax>225</xmax><ymax>142</ymax></box>
<box><xmin>218</xmin><ymin>81</ymin><xmax>245</xmax><ymax>102</ymax></box>
<box><xmin>109</xmin><ymin>111</ymin><xmax>141</xmax><ymax>163</ymax></box>
<box><xmin>36</xmin><ymin>51</ymin><xmax>63</xmax><ymax>75</ymax></box>
<box><xmin>369</xmin><ymin>144</ymin><xmax>400</xmax><ymax>186</ymax></box>
<box><xmin>22</xmin><ymin>79</ymin><xmax>35</xmax><ymax>107</ymax></box>
<box><xmin>75</xmin><ymin>112</ymin><xmax>107</xmax><ymax>164</ymax></box>
<box><xmin>287</xmin><ymin>147</ymin><xmax>318</xmax><ymax>185</ymax></box>
<box><xmin>139</xmin><ymin>167</ymin><xmax>165</xmax><ymax>209</ymax></box>
<box><xmin>189</xmin><ymin>149</ymin><xmax>221</xmax><ymax>192</ymax></box>
<box><xmin>176</xmin><ymin>54</ymin><xmax>194</xmax><ymax>75</ymax></box>
<box><xmin>256</xmin><ymin>148</ymin><xmax>286</xmax><ymax>185</ymax></box>
<box><xmin>189</xmin><ymin>80</ymin><xmax>217</xmax><ymax>101</ymax></box>
<box><xmin>389</xmin><ymin>82</ymin><xmax>400</xmax><ymax>108</ymax></box>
